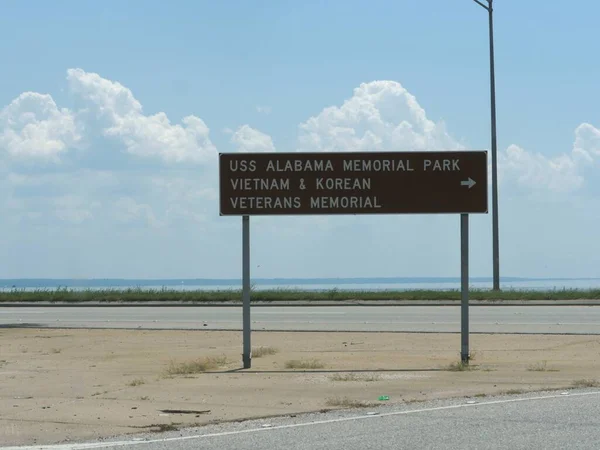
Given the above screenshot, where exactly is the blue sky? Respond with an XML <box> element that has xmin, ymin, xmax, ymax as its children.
<box><xmin>1</xmin><ymin>0</ymin><xmax>599</xmax><ymax>281</ymax></box>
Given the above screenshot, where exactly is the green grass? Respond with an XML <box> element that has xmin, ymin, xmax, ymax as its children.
<box><xmin>2</xmin><ymin>287</ymin><xmax>600</xmax><ymax>303</ymax></box>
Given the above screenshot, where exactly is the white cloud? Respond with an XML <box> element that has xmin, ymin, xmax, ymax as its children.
<box><xmin>0</xmin><ymin>68</ymin><xmax>218</xmax><ymax>165</ymax></box>
<box><xmin>498</xmin><ymin>122</ymin><xmax>600</xmax><ymax>194</ymax></box>
<box><xmin>66</xmin><ymin>68</ymin><xmax>217</xmax><ymax>164</ymax></box>
<box><xmin>296</xmin><ymin>79</ymin><xmax>600</xmax><ymax>197</ymax></box>
<box><xmin>231</xmin><ymin>124</ymin><xmax>276</xmax><ymax>153</ymax></box>
<box><xmin>0</xmin><ymin>92</ymin><xmax>81</xmax><ymax>161</ymax></box>
<box><xmin>573</xmin><ymin>123</ymin><xmax>600</xmax><ymax>164</ymax></box>
<box><xmin>498</xmin><ymin>144</ymin><xmax>584</xmax><ymax>193</ymax></box>
<box><xmin>2</xmin><ymin>72</ymin><xmax>600</xmax><ymax>279</ymax></box>
<box><xmin>297</xmin><ymin>80</ymin><xmax>462</xmax><ymax>153</ymax></box>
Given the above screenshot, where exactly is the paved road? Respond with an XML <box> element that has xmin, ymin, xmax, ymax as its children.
<box><xmin>1</xmin><ymin>305</ymin><xmax>600</xmax><ymax>334</ymax></box>
<box><xmin>4</xmin><ymin>389</ymin><xmax>600</xmax><ymax>449</ymax></box>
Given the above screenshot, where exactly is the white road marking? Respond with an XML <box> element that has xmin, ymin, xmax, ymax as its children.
<box><xmin>4</xmin><ymin>390</ymin><xmax>600</xmax><ymax>450</ymax></box>
<box><xmin>257</xmin><ymin>312</ymin><xmax>346</xmax><ymax>315</ymax></box>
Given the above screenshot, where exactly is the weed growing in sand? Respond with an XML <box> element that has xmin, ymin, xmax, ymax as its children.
<box><xmin>446</xmin><ymin>361</ymin><xmax>477</xmax><ymax>372</ymax></box>
<box><xmin>500</xmin><ymin>389</ymin><xmax>526</xmax><ymax>395</ymax></box>
<box><xmin>252</xmin><ymin>346</ymin><xmax>279</xmax><ymax>358</ymax></box>
<box><xmin>165</xmin><ymin>356</ymin><xmax>228</xmax><ymax>375</ymax></box>
<box><xmin>527</xmin><ymin>361</ymin><xmax>559</xmax><ymax>372</ymax></box>
<box><xmin>329</xmin><ymin>373</ymin><xmax>380</xmax><ymax>382</ymax></box>
<box><xmin>571</xmin><ymin>379</ymin><xmax>600</xmax><ymax>388</ymax></box>
<box><xmin>325</xmin><ymin>397</ymin><xmax>375</xmax><ymax>408</ymax></box>
<box><xmin>127</xmin><ymin>378</ymin><xmax>146</xmax><ymax>387</ymax></box>
<box><xmin>284</xmin><ymin>359</ymin><xmax>325</xmax><ymax>369</ymax></box>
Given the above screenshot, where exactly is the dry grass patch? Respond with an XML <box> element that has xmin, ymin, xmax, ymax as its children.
<box><xmin>252</xmin><ymin>346</ymin><xmax>279</xmax><ymax>358</ymax></box>
<box><xmin>165</xmin><ymin>356</ymin><xmax>228</xmax><ymax>375</ymax></box>
<box><xmin>500</xmin><ymin>389</ymin><xmax>526</xmax><ymax>395</ymax></box>
<box><xmin>329</xmin><ymin>373</ymin><xmax>380</xmax><ymax>382</ymax></box>
<box><xmin>571</xmin><ymin>379</ymin><xmax>600</xmax><ymax>388</ymax></box>
<box><xmin>325</xmin><ymin>396</ymin><xmax>375</xmax><ymax>408</ymax></box>
<box><xmin>284</xmin><ymin>358</ymin><xmax>325</xmax><ymax>369</ymax></box>
<box><xmin>526</xmin><ymin>361</ymin><xmax>559</xmax><ymax>372</ymax></box>
<box><xmin>446</xmin><ymin>361</ymin><xmax>477</xmax><ymax>372</ymax></box>
<box><xmin>127</xmin><ymin>378</ymin><xmax>146</xmax><ymax>387</ymax></box>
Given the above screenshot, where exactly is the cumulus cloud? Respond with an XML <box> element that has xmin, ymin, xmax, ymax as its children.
<box><xmin>0</xmin><ymin>68</ymin><xmax>216</xmax><ymax>165</ymax></box>
<box><xmin>297</xmin><ymin>79</ymin><xmax>600</xmax><ymax>196</ymax></box>
<box><xmin>66</xmin><ymin>68</ymin><xmax>216</xmax><ymax>164</ymax></box>
<box><xmin>498</xmin><ymin>122</ymin><xmax>600</xmax><ymax>193</ymax></box>
<box><xmin>231</xmin><ymin>124</ymin><xmax>276</xmax><ymax>153</ymax></box>
<box><xmin>498</xmin><ymin>144</ymin><xmax>583</xmax><ymax>193</ymax></box>
<box><xmin>297</xmin><ymin>80</ymin><xmax>462</xmax><ymax>153</ymax></box>
<box><xmin>573</xmin><ymin>123</ymin><xmax>600</xmax><ymax>164</ymax></box>
<box><xmin>2</xmin><ymin>71</ymin><xmax>600</xmax><ymax>278</ymax></box>
<box><xmin>0</xmin><ymin>92</ymin><xmax>81</xmax><ymax>161</ymax></box>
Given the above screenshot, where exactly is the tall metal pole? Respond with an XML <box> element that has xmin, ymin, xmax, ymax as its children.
<box><xmin>242</xmin><ymin>215</ymin><xmax>251</xmax><ymax>369</ymax></box>
<box><xmin>461</xmin><ymin>213</ymin><xmax>470</xmax><ymax>364</ymax></box>
<box><xmin>473</xmin><ymin>0</ymin><xmax>500</xmax><ymax>291</ymax></box>
<box><xmin>488</xmin><ymin>1</ymin><xmax>500</xmax><ymax>291</ymax></box>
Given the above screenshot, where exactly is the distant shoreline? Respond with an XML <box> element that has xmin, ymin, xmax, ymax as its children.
<box><xmin>2</xmin><ymin>287</ymin><xmax>600</xmax><ymax>303</ymax></box>
<box><xmin>2</xmin><ymin>276</ymin><xmax>600</xmax><ymax>289</ymax></box>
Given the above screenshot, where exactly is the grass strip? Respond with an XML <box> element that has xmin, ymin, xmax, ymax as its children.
<box><xmin>1</xmin><ymin>287</ymin><xmax>600</xmax><ymax>303</ymax></box>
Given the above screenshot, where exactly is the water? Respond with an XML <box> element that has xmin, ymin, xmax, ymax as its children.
<box><xmin>2</xmin><ymin>278</ymin><xmax>600</xmax><ymax>292</ymax></box>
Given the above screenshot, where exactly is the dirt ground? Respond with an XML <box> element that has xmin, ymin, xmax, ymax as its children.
<box><xmin>1</xmin><ymin>328</ymin><xmax>599</xmax><ymax>446</ymax></box>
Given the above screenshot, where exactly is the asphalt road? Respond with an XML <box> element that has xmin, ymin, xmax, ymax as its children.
<box><xmin>4</xmin><ymin>389</ymin><xmax>600</xmax><ymax>449</ymax></box>
<box><xmin>1</xmin><ymin>305</ymin><xmax>600</xmax><ymax>334</ymax></box>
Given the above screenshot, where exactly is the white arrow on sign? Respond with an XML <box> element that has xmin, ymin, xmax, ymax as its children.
<box><xmin>461</xmin><ymin>178</ymin><xmax>476</xmax><ymax>189</ymax></box>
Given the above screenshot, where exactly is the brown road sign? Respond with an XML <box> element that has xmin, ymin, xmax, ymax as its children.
<box><xmin>219</xmin><ymin>151</ymin><xmax>488</xmax><ymax>216</ymax></box>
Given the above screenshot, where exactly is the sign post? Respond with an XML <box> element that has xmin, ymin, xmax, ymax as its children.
<box><xmin>219</xmin><ymin>150</ymin><xmax>488</xmax><ymax>368</ymax></box>
<box><xmin>242</xmin><ymin>215</ymin><xmax>251</xmax><ymax>369</ymax></box>
<box><xmin>461</xmin><ymin>213</ymin><xmax>469</xmax><ymax>363</ymax></box>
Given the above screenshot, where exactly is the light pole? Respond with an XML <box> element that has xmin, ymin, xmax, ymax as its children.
<box><xmin>473</xmin><ymin>0</ymin><xmax>500</xmax><ymax>291</ymax></box>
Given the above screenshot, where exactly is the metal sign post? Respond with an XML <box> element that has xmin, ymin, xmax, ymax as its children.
<box><xmin>242</xmin><ymin>215</ymin><xmax>251</xmax><ymax>368</ymax></box>
<box><xmin>461</xmin><ymin>213</ymin><xmax>469</xmax><ymax>363</ymax></box>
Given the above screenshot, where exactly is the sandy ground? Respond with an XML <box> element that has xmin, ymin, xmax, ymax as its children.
<box><xmin>1</xmin><ymin>328</ymin><xmax>599</xmax><ymax>446</ymax></box>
